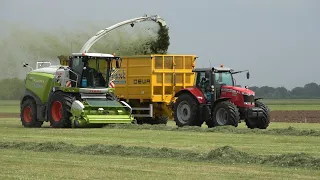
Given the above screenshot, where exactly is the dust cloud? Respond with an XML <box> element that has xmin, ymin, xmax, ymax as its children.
<box><xmin>0</xmin><ymin>21</ymin><xmax>170</xmax><ymax>79</ymax></box>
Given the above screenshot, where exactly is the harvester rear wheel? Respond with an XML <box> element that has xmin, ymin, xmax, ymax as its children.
<box><xmin>48</xmin><ymin>91</ymin><xmax>74</xmax><ymax>128</ymax></box>
<box><xmin>173</xmin><ymin>93</ymin><xmax>201</xmax><ymax>127</ymax></box>
<box><xmin>20</xmin><ymin>99</ymin><xmax>43</xmax><ymax>128</ymax></box>
<box><xmin>210</xmin><ymin>101</ymin><xmax>240</xmax><ymax>127</ymax></box>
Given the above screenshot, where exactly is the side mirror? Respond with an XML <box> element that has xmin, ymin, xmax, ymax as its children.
<box><xmin>233</xmin><ymin>78</ymin><xmax>236</xmax><ymax>85</ymax></box>
<box><xmin>116</xmin><ymin>61</ymin><xmax>120</xmax><ymax>68</ymax></box>
<box><xmin>246</xmin><ymin>72</ymin><xmax>250</xmax><ymax>79</ymax></box>
<box><xmin>22</xmin><ymin>62</ymin><xmax>33</xmax><ymax>71</ymax></box>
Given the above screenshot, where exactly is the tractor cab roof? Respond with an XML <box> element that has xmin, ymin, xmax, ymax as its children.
<box><xmin>70</xmin><ymin>53</ymin><xmax>121</xmax><ymax>60</ymax></box>
<box><xmin>193</xmin><ymin>66</ymin><xmax>233</xmax><ymax>73</ymax></box>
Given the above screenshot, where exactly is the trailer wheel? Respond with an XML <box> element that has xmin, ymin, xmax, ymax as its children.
<box><xmin>211</xmin><ymin>101</ymin><xmax>240</xmax><ymax>127</ymax></box>
<box><xmin>173</xmin><ymin>93</ymin><xmax>200</xmax><ymax>127</ymax></box>
<box><xmin>48</xmin><ymin>91</ymin><xmax>74</xmax><ymax>128</ymax></box>
<box><xmin>20</xmin><ymin>99</ymin><xmax>43</xmax><ymax>128</ymax></box>
<box><xmin>245</xmin><ymin>101</ymin><xmax>270</xmax><ymax>129</ymax></box>
<box><xmin>153</xmin><ymin>116</ymin><xmax>169</xmax><ymax>125</ymax></box>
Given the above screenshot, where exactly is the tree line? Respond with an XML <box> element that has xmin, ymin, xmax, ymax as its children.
<box><xmin>0</xmin><ymin>78</ymin><xmax>319</xmax><ymax>100</ymax></box>
<box><xmin>249</xmin><ymin>82</ymin><xmax>320</xmax><ymax>99</ymax></box>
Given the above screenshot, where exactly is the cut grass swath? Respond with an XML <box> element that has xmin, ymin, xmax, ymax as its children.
<box><xmin>0</xmin><ymin>141</ymin><xmax>319</xmax><ymax>170</ymax></box>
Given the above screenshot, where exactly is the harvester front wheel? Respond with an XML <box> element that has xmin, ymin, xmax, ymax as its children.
<box><xmin>48</xmin><ymin>91</ymin><xmax>74</xmax><ymax>128</ymax></box>
<box><xmin>211</xmin><ymin>101</ymin><xmax>240</xmax><ymax>127</ymax></box>
<box><xmin>173</xmin><ymin>93</ymin><xmax>201</xmax><ymax>127</ymax></box>
<box><xmin>20</xmin><ymin>99</ymin><xmax>43</xmax><ymax>128</ymax></box>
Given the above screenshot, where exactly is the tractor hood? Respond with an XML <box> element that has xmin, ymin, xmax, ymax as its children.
<box><xmin>221</xmin><ymin>85</ymin><xmax>255</xmax><ymax>96</ymax></box>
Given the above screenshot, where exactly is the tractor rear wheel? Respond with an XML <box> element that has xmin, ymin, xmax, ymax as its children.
<box><xmin>48</xmin><ymin>91</ymin><xmax>75</xmax><ymax>128</ymax></box>
<box><xmin>20</xmin><ymin>99</ymin><xmax>43</xmax><ymax>128</ymax></box>
<box><xmin>173</xmin><ymin>93</ymin><xmax>202</xmax><ymax>127</ymax></box>
<box><xmin>210</xmin><ymin>101</ymin><xmax>240</xmax><ymax>127</ymax></box>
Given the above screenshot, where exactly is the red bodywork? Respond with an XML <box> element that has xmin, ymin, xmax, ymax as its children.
<box><xmin>175</xmin><ymin>87</ymin><xmax>207</xmax><ymax>104</ymax></box>
<box><xmin>219</xmin><ymin>85</ymin><xmax>255</xmax><ymax>108</ymax></box>
<box><xmin>177</xmin><ymin>85</ymin><xmax>255</xmax><ymax>108</ymax></box>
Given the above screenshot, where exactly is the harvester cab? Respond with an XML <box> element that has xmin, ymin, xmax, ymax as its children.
<box><xmin>173</xmin><ymin>65</ymin><xmax>270</xmax><ymax>129</ymax></box>
<box><xmin>57</xmin><ymin>53</ymin><xmax>121</xmax><ymax>90</ymax></box>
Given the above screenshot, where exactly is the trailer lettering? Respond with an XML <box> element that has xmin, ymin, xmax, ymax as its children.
<box><xmin>133</xmin><ymin>79</ymin><xmax>150</xmax><ymax>84</ymax></box>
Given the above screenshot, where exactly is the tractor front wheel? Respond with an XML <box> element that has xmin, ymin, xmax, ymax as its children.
<box><xmin>210</xmin><ymin>101</ymin><xmax>240</xmax><ymax>127</ymax></box>
<box><xmin>245</xmin><ymin>101</ymin><xmax>270</xmax><ymax>129</ymax></box>
<box><xmin>20</xmin><ymin>99</ymin><xmax>43</xmax><ymax>128</ymax></box>
<box><xmin>48</xmin><ymin>91</ymin><xmax>74</xmax><ymax>128</ymax></box>
<box><xmin>255</xmin><ymin>101</ymin><xmax>270</xmax><ymax>129</ymax></box>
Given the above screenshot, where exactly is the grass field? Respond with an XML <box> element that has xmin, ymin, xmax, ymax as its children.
<box><xmin>3</xmin><ymin>99</ymin><xmax>320</xmax><ymax>112</ymax></box>
<box><xmin>0</xmin><ymin>99</ymin><xmax>320</xmax><ymax>179</ymax></box>
<box><xmin>261</xmin><ymin>99</ymin><xmax>320</xmax><ymax>110</ymax></box>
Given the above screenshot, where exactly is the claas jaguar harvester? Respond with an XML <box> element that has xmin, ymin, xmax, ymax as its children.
<box><xmin>173</xmin><ymin>65</ymin><xmax>271</xmax><ymax>129</ymax></box>
<box><xmin>20</xmin><ymin>53</ymin><xmax>135</xmax><ymax>128</ymax></box>
<box><xmin>20</xmin><ymin>14</ymin><xmax>166</xmax><ymax>128</ymax></box>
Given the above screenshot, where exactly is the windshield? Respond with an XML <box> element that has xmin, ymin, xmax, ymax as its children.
<box><xmin>82</xmin><ymin>59</ymin><xmax>109</xmax><ymax>88</ymax></box>
<box><xmin>70</xmin><ymin>57</ymin><xmax>110</xmax><ymax>88</ymax></box>
<box><xmin>215</xmin><ymin>71</ymin><xmax>234</xmax><ymax>86</ymax></box>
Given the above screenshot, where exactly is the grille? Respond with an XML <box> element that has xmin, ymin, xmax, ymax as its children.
<box><xmin>243</xmin><ymin>94</ymin><xmax>254</xmax><ymax>103</ymax></box>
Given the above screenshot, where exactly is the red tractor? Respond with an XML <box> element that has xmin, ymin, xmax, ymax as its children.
<box><xmin>173</xmin><ymin>65</ymin><xmax>270</xmax><ymax>129</ymax></box>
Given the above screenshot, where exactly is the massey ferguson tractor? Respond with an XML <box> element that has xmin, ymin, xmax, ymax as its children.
<box><xmin>173</xmin><ymin>65</ymin><xmax>270</xmax><ymax>129</ymax></box>
<box><xmin>20</xmin><ymin>14</ymin><xmax>166</xmax><ymax>128</ymax></box>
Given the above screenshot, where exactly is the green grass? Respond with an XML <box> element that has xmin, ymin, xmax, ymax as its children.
<box><xmin>267</xmin><ymin>104</ymin><xmax>320</xmax><ymax>111</ymax></box>
<box><xmin>1</xmin><ymin>118</ymin><xmax>320</xmax><ymax>157</ymax></box>
<box><xmin>261</xmin><ymin>99</ymin><xmax>320</xmax><ymax>111</ymax></box>
<box><xmin>1</xmin><ymin>149</ymin><xmax>319</xmax><ymax>180</ymax></box>
<box><xmin>0</xmin><ymin>100</ymin><xmax>19</xmax><ymax>113</ymax></box>
<box><xmin>2</xmin><ymin>99</ymin><xmax>320</xmax><ymax>112</ymax></box>
<box><xmin>0</xmin><ymin>117</ymin><xmax>320</xmax><ymax>179</ymax></box>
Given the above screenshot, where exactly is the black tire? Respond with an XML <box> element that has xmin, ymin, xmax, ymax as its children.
<box><xmin>245</xmin><ymin>101</ymin><xmax>270</xmax><ymax>129</ymax></box>
<box><xmin>48</xmin><ymin>91</ymin><xmax>75</xmax><ymax>128</ymax></box>
<box><xmin>20</xmin><ymin>99</ymin><xmax>43</xmax><ymax>128</ymax></box>
<box><xmin>255</xmin><ymin>101</ymin><xmax>270</xmax><ymax>129</ymax></box>
<box><xmin>173</xmin><ymin>93</ymin><xmax>201</xmax><ymax>127</ymax></box>
<box><xmin>153</xmin><ymin>116</ymin><xmax>169</xmax><ymax>125</ymax></box>
<box><xmin>211</xmin><ymin>101</ymin><xmax>240</xmax><ymax>127</ymax></box>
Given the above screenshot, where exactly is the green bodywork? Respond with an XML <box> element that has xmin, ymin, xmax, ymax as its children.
<box><xmin>23</xmin><ymin>65</ymin><xmax>134</xmax><ymax>127</ymax></box>
<box><xmin>71</xmin><ymin>100</ymin><xmax>134</xmax><ymax>127</ymax></box>
<box><xmin>25</xmin><ymin>71</ymin><xmax>56</xmax><ymax>104</ymax></box>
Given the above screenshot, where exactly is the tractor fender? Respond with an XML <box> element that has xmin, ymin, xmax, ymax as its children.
<box><xmin>174</xmin><ymin>88</ymin><xmax>206</xmax><ymax>104</ymax></box>
<box><xmin>254</xmin><ymin>97</ymin><xmax>263</xmax><ymax>101</ymax></box>
<box><xmin>20</xmin><ymin>89</ymin><xmax>43</xmax><ymax>106</ymax></box>
<box><xmin>212</xmin><ymin>97</ymin><xmax>232</xmax><ymax>109</ymax></box>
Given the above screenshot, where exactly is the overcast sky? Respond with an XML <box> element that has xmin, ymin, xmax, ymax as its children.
<box><xmin>1</xmin><ymin>0</ymin><xmax>319</xmax><ymax>89</ymax></box>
